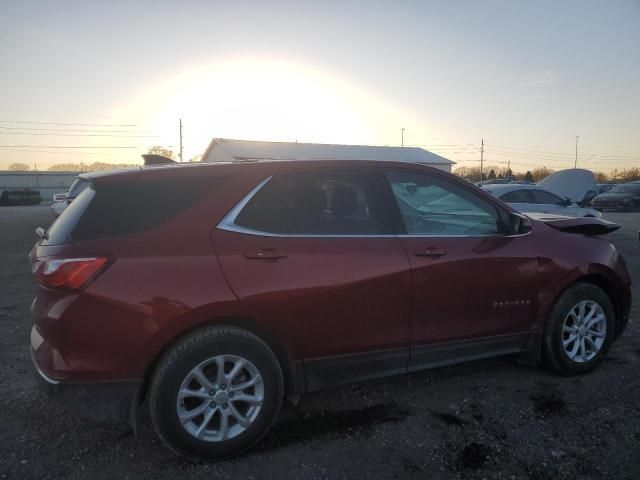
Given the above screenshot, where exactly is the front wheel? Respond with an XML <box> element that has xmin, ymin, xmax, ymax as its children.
<box><xmin>149</xmin><ymin>326</ymin><xmax>284</xmax><ymax>460</ymax></box>
<box><xmin>542</xmin><ymin>283</ymin><xmax>615</xmax><ymax>376</ymax></box>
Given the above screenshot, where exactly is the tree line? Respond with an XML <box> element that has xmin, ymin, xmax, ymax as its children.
<box><xmin>453</xmin><ymin>165</ymin><xmax>640</xmax><ymax>183</ymax></box>
<box><xmin>3</xmin><ymin>146</ymin><xmax>205</xmax><ymax>172</ymax></box>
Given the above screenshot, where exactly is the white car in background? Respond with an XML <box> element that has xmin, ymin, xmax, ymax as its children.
<box><xmin>50</xmin><ymin>193</ymin><xmax>68</xmax><ymax>217</ymax></box>
<box><xmin>50</xmin><ymin>176</ymin><xmax>92</xmax><ymax>217</ymax></box>
<box><xmin>481</xmin><ymin>168</ymin><xmax>602</xmax><ymax>218</ymax></box>
<box><xmin>482</xmin><ymin>184</ymin><xmax>602</xmax><ymax>217</ymax></box>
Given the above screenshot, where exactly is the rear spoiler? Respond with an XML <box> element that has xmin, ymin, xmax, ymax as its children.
<box><xmin>534</xmin><ymin>215</ymin><xmax>620</xmax><ymax>235</ymax></box>
<box><xmin>142</xmin><ymin>154</ymin><xmax>176</xmax><ymax>165</ymax></box>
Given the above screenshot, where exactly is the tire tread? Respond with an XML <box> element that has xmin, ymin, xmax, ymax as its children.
<box><xmin>148</xmin><ymin>325</ymin><xmax>283</xmax><ymax>461</ymax></box>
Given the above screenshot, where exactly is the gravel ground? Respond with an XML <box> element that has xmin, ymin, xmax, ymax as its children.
<box><xmin>1</xmin><ymin>205</ymin><xmax>638</xmax><ymax>480</ymax></box>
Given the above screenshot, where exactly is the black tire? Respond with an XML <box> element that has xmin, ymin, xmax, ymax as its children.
<box><xmin>542</xmin><ymin>283</ymin><xmax>615</xmax><ymax>376</ymax></box>
<box><xmin>149</xmin><ymin>326</ymin><xmax>284</xmax><ymax>461</ymax></box>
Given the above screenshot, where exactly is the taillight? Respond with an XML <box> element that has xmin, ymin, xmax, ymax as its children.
<box><xmin>34</xmin><ymin>257</ymin><xmax>108</xmax><ymax>290</ymax></box>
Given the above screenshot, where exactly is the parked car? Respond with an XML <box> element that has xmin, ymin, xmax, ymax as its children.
<box><xmin>592</xmin><ymin>183</ymin><xmax>640</xmax><ymax>211</ymax></box>
<box><xmin>481</xmin><ymin>184</ymin><xmax>602</xmax><ymax>217</ymax></box>
<box><xmin>0</xmin><ymin>188</ymin><xmax>41</xmax><ymax>206</ymax></box>
<box><xmin>30</xmin><ymin>160</ymin><xmax>631</xmax><ymax>460</ymax></box>
<box><xmin>596</xmin><ymin>183</ymin><xmax>617</xmax><ymax>195</ymax></box>
<box><xmin>536</xmin><ymin>168</ymin><xmax>602</xmax><ymax>207</ymax></box>
<box><xmin>50</xmin><ymin>174</ymin><xmax>107</xmax><ymax>217</ymax></box>
<box><xmin>50</xmin><ymin>193</ymin><xmax>68</xmax><ymax>217</ymax></box>
<box><xmin>475</xmin><ymin>178</ymin><xmax>515</xmax><ymax>186</ymax></box>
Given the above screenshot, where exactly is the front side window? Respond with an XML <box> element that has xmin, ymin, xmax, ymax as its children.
<box><xmin>385</xmin><ymin>171</ymin><xmax>501</xmax><ymax>236</ymax></box>
<box><xmin>233</xmin><ymin>170</ymin><xmax>387</xmax><ymax>235</ymax></box>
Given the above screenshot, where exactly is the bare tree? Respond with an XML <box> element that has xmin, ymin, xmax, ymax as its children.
<box><xmin>8</xmin><ymin>163</ymin><xmax>30</xmax><ymax>171</ymax></box>
<box><xmin>147</xmin><ymin>146</ymin><xmax>174</xmax><ymax>159</ymax></box>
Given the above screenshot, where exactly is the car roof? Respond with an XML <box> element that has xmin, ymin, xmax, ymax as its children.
<box><xmin>82</xmin><ymin>159</ymin><xmax>455</xmax><ymax>185</ymax></box>
<box><xmin>480</xmin><ymin>184</ymin><xmax>541</xmax><ymax>195</ymax></box>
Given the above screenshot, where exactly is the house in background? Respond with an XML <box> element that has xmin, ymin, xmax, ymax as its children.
<box><xmin>201</xmin><ymin>138</ymin><xmax>454</xmax><ymax>172</ymax></box>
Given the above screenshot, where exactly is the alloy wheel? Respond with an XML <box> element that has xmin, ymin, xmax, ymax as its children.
<box><xmin>176</xmin><ymin>355</ymin><xmax>264</xmax><ymax>442</ymax></box>
<box><xmin>561</xmin><ymin>300</ymin><xmax>607</xmax><ymax>363</ymax></box>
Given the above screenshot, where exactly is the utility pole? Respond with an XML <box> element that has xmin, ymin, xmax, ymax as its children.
<box><xmin>179</xmin><ymin>118</ymin><xmax>183</xmax><ymax>162</ymax></box>
<box><xmin>480</xmin><ymin>138</ymin><xmax>484</xmax><ymax>181</ymax></box>
<box><xmin>574</xmin><ymin>136</ymin><xmax>579</xmax><ymax>169</ymax></box>
<box><xmin>401</xmin><ymin>128</ymin><xmax>405</xmax><ymax>147</ymax></box>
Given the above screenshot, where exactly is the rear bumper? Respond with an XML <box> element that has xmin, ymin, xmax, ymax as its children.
<box><xmin>31</xmin><ymin>346</ymin><xmax>140</xmax><ymax>423</ymax></box>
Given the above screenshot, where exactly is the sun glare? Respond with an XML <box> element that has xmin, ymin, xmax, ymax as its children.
<box><xmin>112</xmin><ymin>57</ymin><xmax>431</xmax><ymax>160</ymax></box>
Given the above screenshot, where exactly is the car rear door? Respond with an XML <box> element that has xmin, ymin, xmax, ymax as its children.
<box><xmin>529</xmin><ymin>189</ymin><xmax>568</xmax><ymax>215</ymax></box>
<box><xmin>379</xmin><ymin>168</ymin><xmax>539</xmax><ymax>370</ymax></box>
<box><xmin>499</xmin><ymin>189</ymin><xmax>536</xmax><ymax>214</ymax></box>
<box><xmin>210</xmin><ymin>167</ymin><xmax>412</xmax><ymax>390</ymax></box>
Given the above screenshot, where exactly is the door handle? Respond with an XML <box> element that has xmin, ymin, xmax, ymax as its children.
<box><xmin>415</xmin><ymin>247</ymin><xmax>447</xmax><ymax>258</ymax></box>
<box><xmin>245</xmin><ymin>249</ymin><xmax>288</xmax><ymax>260</ymax></box>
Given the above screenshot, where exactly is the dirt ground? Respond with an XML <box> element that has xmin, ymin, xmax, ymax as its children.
<box><xmin>1</xmin><ymin>205</ymin><xmax>638</xmax><ymax>480</ymax></box>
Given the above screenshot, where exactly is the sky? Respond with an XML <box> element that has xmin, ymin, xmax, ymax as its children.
<box><xmin>1</xmin><ymin>0</ymin><xmax>639</xmax><ymax>173</ymax></box>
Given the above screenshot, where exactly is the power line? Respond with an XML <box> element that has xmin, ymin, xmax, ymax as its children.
<box><xmin>0</xmin><ymin>120</ymin><xmax>141</xmax><ymax>127</ymax></box>
<box><xmin>0</xmin><ymin>126</ymin><xmax>159</xmax><ymax>133</ymax></box>
<box><xmin>0</xmin><ymin>132</ymin><xmax>161</xmax><ymax>138</ymax></box>
<box><xmin>0</xmin><ymin>145</ymin><xmax>154</xmax><ymax>149</ymax></box>
<box><xmin>485</xmin><ymin>148</ymin><xmax>635</xmax><ymax>164</ymax></box>
<box><xmin>0</xmin><ymin>148</ymin><xmax>134</xmax><ymax>156</ymax></box>
<box><xmin>486</xmin><ymin>142</ymin><xmax>638</xmax><ymax>160</ymax></box>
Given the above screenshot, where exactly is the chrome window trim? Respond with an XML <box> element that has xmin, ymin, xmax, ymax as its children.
<box><xmin>216</xmin><ymin>175</ymin><xmax>529</xmax><ymax>239</ymax></box>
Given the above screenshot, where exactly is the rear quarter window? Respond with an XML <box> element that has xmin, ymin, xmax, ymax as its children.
<box><xmin>500</xmin><ymin>189</ymin><xmax>532</xmax><ymax>203</ymax></box>
<box><xmin>71</xmin><ymin>176</ymin><xmax>220</xmax><ymax>241</ymax></box>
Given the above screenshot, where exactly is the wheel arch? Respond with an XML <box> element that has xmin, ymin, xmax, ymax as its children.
<box><xmin>571</xmin><ymin>273</ymin><xmax>624</xmax><ymax>334</ymax></box>
<box><xmin>523</xmin><ymin>269</ymin><xmax>623</xmax><ymax>366</ymax></box>
<box><xmin>138</xmin><ymin>316</ymin><xmax>304</xmax><ymax>407</ymax></box>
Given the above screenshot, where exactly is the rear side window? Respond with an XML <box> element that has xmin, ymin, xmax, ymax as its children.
<box><xmin>71</xmin><ymin>176</ymin><xmax>217</xmax><ymax>241</ymax></box>
<box><xmin>233</xmin><ymin>170</ymin><xmax>388</xmax><ymax>235</ymax></box>
<box><xmin>500</xmin><ymin>190</ymin><xmax>532</xmax><ymax>203</ymax></box>
<box><xmin>529</xmin><ymin>190</ymin><xmax>565</xmax><ymax>205</ymax></box>
<box><xmin>234</xmin><ymin>178</ymin><xmax>288</xmax><ymax>234</ymax></box>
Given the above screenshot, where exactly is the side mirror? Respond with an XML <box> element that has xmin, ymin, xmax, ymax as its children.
<box><xmin>563</xmin><ymin>197</ymin><xmax>573</xmax><ymax>207</ymax></box>
<box><xmin>511</xmin><ymin>213</ymin><xmax>532</xmax><ymax>235</ymax></box>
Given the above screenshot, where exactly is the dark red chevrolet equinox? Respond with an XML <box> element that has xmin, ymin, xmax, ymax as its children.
<box><xmin>30</xmin><ymin>160</ymin><xmax>631</xmax><ymax>460</ymax></box>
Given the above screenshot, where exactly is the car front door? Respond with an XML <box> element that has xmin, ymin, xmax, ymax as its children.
<box><xmin>211</xmin><ymin>168</ymin><xmax>412</xmax><ymax>390</ymax></box>
<box><xmin>380</xmin><ymin>169</ymin><xmax>539</xmax><ymax>370</ymax></box>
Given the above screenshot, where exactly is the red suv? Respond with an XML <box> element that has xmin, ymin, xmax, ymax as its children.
<box><xmin>30</xmin><ymin>160</ymin><xmax>631</xmax><ymax>460</ymax></box>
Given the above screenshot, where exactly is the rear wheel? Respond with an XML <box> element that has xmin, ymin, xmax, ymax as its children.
<box><xmin>542</xmin><ymin>283</ymin><xmax>615</xmax><ymax>375</ymax></box>
<box><xmin>149</xmin><ymin>326</ymin><xmax>284</xmax><ymax>460</ymax></box>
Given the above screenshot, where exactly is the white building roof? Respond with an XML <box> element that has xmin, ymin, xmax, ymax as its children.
<box><xmin>202</xmin><ymin>138</ymin><xmax>454</xmax><ymax>166</ymax></box>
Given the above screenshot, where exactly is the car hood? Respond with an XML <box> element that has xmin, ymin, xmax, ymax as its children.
<box><xmin>594</xmin><ymin>193</ymin><xmax>636</xmax><ymax>201</ymax></box>
<box><xmin>527</xmin><ymin>213</ymin><xmax>620</xmax><ymax>235</ymax></box>
<box><xmin>537</xmin><ymin>168</ymin><xmax>596</xmax><ymax>203</ymax></box>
